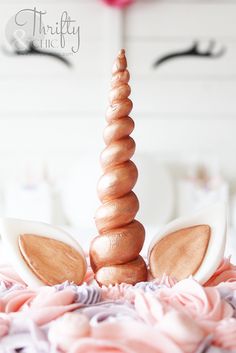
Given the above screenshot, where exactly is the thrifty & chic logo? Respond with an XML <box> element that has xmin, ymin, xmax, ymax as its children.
<box><xmin>5</xmin><ymin>7</ymin><xmax>80</xmax><ymax>55</ymax></box>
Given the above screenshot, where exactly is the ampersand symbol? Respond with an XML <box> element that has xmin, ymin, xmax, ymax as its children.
<box><xmin>12</xmin><ymin>29</ymin><xmax>29</xmax><ymax>51</ymax></box>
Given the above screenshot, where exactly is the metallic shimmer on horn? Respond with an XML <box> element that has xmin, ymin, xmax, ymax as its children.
<box><xmin>89</xmin><ymin>49</ymin><xmax>147</xmax><ymax>286</ymax></box>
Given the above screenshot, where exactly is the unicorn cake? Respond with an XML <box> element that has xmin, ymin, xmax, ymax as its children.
<box><xmin>0</xmin><ymin>50</ymin><xmax>235</xmax><ymax>353</ymax></box>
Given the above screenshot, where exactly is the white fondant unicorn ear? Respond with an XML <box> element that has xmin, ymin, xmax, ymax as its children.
<box><xmin>148</xmin><ymin>203</ymin><xmax>227</xmax><ymax>284</ymax></box>
<box><xmin>0</xmin><ymin>218</ymin><xmax>87</xmax><ymax>288</ymax></box>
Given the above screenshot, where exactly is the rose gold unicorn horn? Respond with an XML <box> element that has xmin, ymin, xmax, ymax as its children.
<box><xmin>89</xmin><ymin>49</ymin><xmax>147</xmax><ymax>286</ymax></box>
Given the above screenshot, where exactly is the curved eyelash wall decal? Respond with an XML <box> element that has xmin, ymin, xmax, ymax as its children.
<box><xmin>3</xmin><ymin>41</ymin><xmax>72</xmax><ymax>68</ymax></box>
<box><xmin>153</xmin><ymin>40</ymin><xmax>226</xmax><ymax>69</ymax></box>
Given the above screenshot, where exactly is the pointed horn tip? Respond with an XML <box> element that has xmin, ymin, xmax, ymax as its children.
<box><xmin>112</xmin><ymin>49</ymin><xmax>127</xmax><ymax>73</ymax></box>
<box><xmin>118</xmin><ymin>49</ymin><xmax>126</xmax><ymax>57</ymax></box>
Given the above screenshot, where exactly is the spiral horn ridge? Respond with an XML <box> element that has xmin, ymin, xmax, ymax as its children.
<box><xmin>89</xmin><ymin>49</ymin><xmax>147</xmax><ymax>286</ymax></box>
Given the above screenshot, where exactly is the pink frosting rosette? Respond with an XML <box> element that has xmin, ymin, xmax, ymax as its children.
<box><xmin>48</xmin><ymin>315</ymin><xmax>183</xmax><ymax>353</ymax></box>
<box><xmin>69</xmin><ymin>321</ymin><xmax>183</xmax><ymax>353</ymax></box>
<box><xmin>134</xmin><ymin>292</ymin><xmax>207</xmax><ymax>352</ymax></box>
<box><xmin>27</xmin><ymin>287</ymin><xmax>81</xmax><ymax>325</ymax></box>
<box><xmin>134</xmin><ymin>291</ymin><xmax>167</xmax><ymax>325</ymax></box>
<box><xmin>0</xmin><ymin>285</ymin><xmax>82</xmax><ymax>326</ymax></box>
<box><xmin>0</xmin><ymin>288</ymin><xmax>36</xmax><ymax>313</ymax></box>
<box><xmin>48</xmin><ymin>312</ymin><xmax>91</xmax><ymax>352</ymax></box>
<box><xmin>205</xmin><ymin>258</ymin><xmax>236</xmax><ymax>286</ymax></box>
<box><xmin>0</xmin><ymin>278</ymin><xmax>99</xmax><ymax>334</ymax></box>
<box><xmin>157</xmin><ymin>278</ymin><xmax>233</xmax><ymax>332</ymax></box>
<box><xmin>213</xmin><ymin>318</ymin><xmax>236</xmax><ymax>350</ymax></box>
<box><xmin>157</xmin><ymin>311</ymin><xmax>206</xmax><ymax>353</ymax></box>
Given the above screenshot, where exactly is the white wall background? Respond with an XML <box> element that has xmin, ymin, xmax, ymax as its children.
<box><xmin>0</xmin><ymin>0</ymin><xmax>235</xmax><ymax>235</ymax></box>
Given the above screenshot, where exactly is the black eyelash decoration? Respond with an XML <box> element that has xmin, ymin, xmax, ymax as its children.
<box><xmin>153</xmin><ymin>40</ymin><xmax>226</xmax><ymax>69</ymax></box>
<box><xmin>3</xmin><ymin>41</ymin><xmax>72</xmax><ymax>68</ymax></box>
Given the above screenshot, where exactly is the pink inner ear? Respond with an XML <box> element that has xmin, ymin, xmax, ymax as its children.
<box><xmin>18</xmin><ymin>234</ymin><xmax>86</xmax><ymax>286</ymax></box>
<box><xmin>149</xmin><ymin>225</ymin><xmax>211</xmax><ymax>281</ymax></box>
